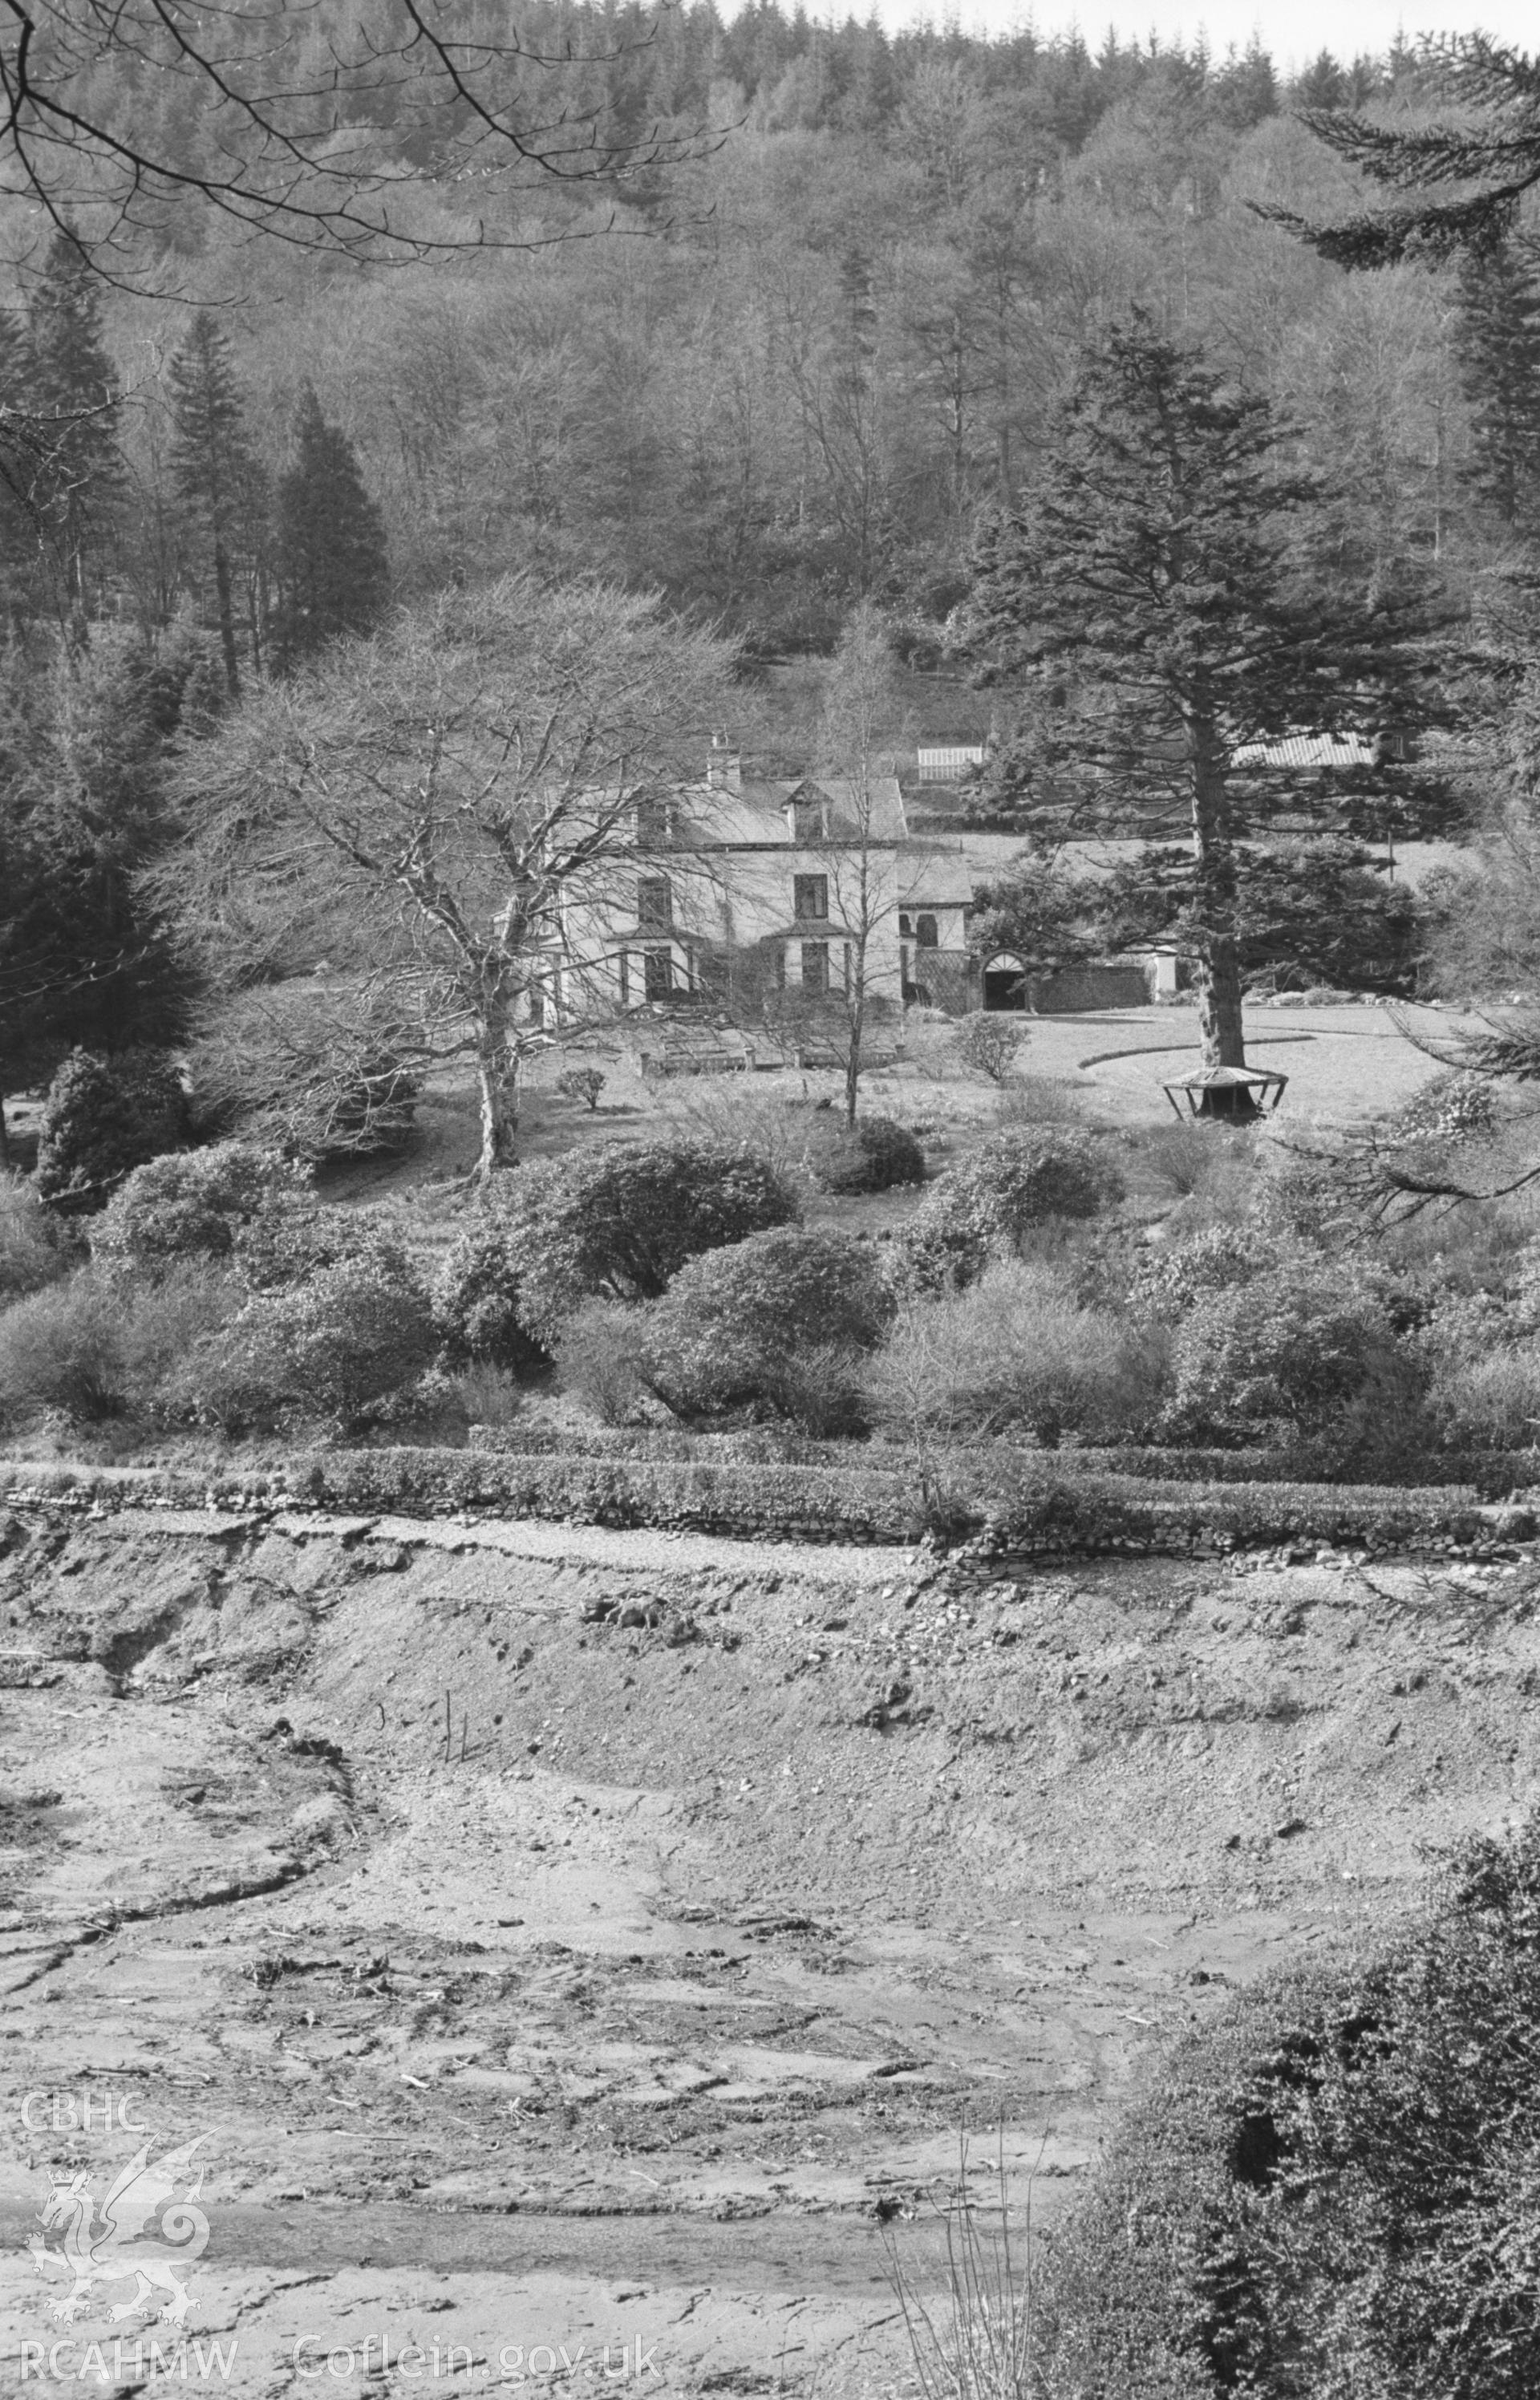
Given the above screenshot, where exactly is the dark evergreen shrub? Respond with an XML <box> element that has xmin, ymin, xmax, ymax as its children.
<box><xmin>1166</xmin><ymin>1268</ymin><xmax>1422</xmax><ymax>1445</ymax></box>
<box><xmin>173</xmin><ymin>1247</ymin><xmax>435</xmax><ymax>1431</ymax></box>
<box><xmin>1035</xmin><ymin>1818</ymin><xmax>1540</xmax><ymax>2400</ymax></box>
<box><xmin>35</xmin><ymin>1047</ymin><xmax>188</xmax><ymax>1211</ymax></box>
<box><xmin>93</xmin><ymin>1143</ymin><xmax>306</xmax><ymax>1279</ymax></box>
<box><xmin>635</xmin><ymin>1226</ymin><xmax>892</xmax><ymax>1429</ymax></box>
<box><xmin>894</xmin><ymin>1128</ymin><xmax>1124</xmax><ymax>1291</ymax></box>
<box><xmin>432</xmin><ymin>1218</ymin><xmax>550</xmax><ymax>1376</ymax></box>
<box><xmin>493</xmin><ymin>1141</ymin><xmax>799</xmax><ymax>1337</ymax></box>
<box><xmin>803</xmin><ymin>1114</ymin><xmax>926</xmax><ymax>1194</ymax></box>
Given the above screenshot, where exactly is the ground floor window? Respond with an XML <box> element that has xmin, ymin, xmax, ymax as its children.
<box><xmin>644</xmin><ymin>947</ymin><xmax>674</xmax><ymax>999</ymax></box>
<box><xmin>800</xmin><ymin>941</ymin><xmax>829</xmax><ymax>995</ymax></box>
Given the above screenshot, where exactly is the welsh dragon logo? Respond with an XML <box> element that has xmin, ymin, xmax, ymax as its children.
<box><xmin>27</xmin><ymin>2139</ymin><xmax>210</xmax><ymax>2325</ymax></box>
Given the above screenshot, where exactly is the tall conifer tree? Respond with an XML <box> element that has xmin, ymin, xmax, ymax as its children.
<box><xmin>273</xmin><ymin>388</ymin><xmax>390</xmax><ymax>667</ymax></box>
<box><xmin>0</xmin><ymin>306</ymin><xmax>43</xmax><ymax>609</ymax></box>
<box><xmin>1457</xmin><ymin>244</ymin><xmax>1540</xmax><ymax>534</ymax></box>
<box><xmin>168</xmin><ymin>313</ymin><xmax>265</xmax><ymax>695</ymax></box>
<box><xmin>26</xmin><ymin>233</ymin><xmax>123</xmax><ymax>618</ymax></box>
<box><xmin>964</xmin><ymin>318</ymin><xmax>1432</xmax><ymax>1080</ymax></box>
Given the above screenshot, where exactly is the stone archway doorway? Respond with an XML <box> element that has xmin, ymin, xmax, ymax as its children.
<box><xmin>982</xmin><ymin>951</ymin><xmax>1029</xmax><ymax>1011</ymax></box>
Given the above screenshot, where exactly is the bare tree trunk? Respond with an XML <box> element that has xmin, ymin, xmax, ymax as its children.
<box><xmin>473</xmin><ymin>998</ymin><xmax>517</xmax><ymax>1181</ymax></box>
<box><xmin>844</xmin><ymin>975</ymin><xmax>865</xmax><ymax>1128</ymax></box>
<box><xmin>1190</xmin><ymin>724</ymin><xmax>1246</xmax><ymax>1071</ymax></box>
<box><xmin>213</xmin><ymin>537</ymin><xmax>240</xmax><ymax>696</ymax></box>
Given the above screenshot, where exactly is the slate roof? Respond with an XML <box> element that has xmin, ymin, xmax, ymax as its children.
<box><xmin>897</xmin><ymin>846</ymin><xmax>976</xmax><ymax>908</ymax></box>
<box><xmin>678</xmin><ymin>776</ymin><xmax>909</xmax><ymax>848</ymax></box>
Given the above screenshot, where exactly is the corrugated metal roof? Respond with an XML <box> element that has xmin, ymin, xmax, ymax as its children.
<box><xmin>917</xmin><ymin>745</ymin><xmax>986</xmax><ymax>780</ymax></box>
<box><xmin>1232</xmin><ymin>733</ymin><xmax>1379</xmax><ymax>770</ymax></box>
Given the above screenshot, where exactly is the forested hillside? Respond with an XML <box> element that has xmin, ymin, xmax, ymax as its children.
<box><xmin>0</xmin><ymin>8</ymin><xmax>1521</xmax><ymax>659</ymax></box>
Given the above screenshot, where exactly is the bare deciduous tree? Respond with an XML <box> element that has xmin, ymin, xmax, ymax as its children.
<box><xmin>160</xmin><ymin>573</ymin><xmax>734</xmax><ymax>1180</ymax></box>
<box><xmin>812</xmin><ymin>600</ymin><xmax>904</xmax><ymax>1129</ymax></box>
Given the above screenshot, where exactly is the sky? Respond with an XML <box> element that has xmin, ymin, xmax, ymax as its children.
<box><xmin>854</xmin><ymin>2</ymin><xmax>1536</xmax><ymax>75</ymax></box>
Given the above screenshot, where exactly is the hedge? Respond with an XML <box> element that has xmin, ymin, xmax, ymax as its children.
<box><xmin>282</xmin><ymin>1448</ymin><xmax>916</xmax><ymax>1541</ymax></box>
<box><xmin>0</xmin><ymin>1449</ymin><xmax>1530</xmax><ymax>1555</ymax></box>
<box><xmin>1064</xmin><ymin>1445</ymin><xmax>1540</xmax><ymax>1500</ymax></box>
<box><xmin>967</xmin><ymin>1465</ymin><xmax>1510</xmax><ymax>1557</ymax></box>
<box><xmin>473</xmin><ymin>1422</ymin><xmax>1540</xmax><ymax>1501</ymax></box>
<box><xmin>0</xmin><ymin>1450</ymin><xmax>915</xmax><ymax>1544</ymax></box>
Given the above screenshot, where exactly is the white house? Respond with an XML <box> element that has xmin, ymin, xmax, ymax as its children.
<box><xmin>556</xmin><ymin>741</ymin><xmax>975</xmax><ymax>1023</ymax></box>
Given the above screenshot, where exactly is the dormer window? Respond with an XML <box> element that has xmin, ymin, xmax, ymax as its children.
<box><xmin>786</xmin><ymin>780</ymin><xmax>829</xmax><ymax>844</ymax></box>
<box><xmin>635</xmin><ymin>792</ymin><xmax>673</xmax><ymax>847</ymax></box>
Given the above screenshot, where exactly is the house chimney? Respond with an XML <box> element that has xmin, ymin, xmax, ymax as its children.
<box><xmin>707</xmin><ymin>731</ymin><xmax>740</xmax><ymax>793</ymax></box>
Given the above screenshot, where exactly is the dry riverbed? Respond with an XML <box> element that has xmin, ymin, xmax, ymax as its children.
<box><xmin>0</xmin><ymin>1502</ymin><xmax>1536</xmax><ymax>2396</ymax></box>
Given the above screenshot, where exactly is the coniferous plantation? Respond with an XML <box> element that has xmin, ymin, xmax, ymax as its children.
<box><xmin>6</xmin><ymin>16</ymin><xmax>1540</xmax><ymax>2400</ymax></box>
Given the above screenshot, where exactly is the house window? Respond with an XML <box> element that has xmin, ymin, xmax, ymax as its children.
<box><xmin>635</xmin><ymin>793</ymin><xmax>671</xmax><ymax>846</ymax></box>
<box><xmin>644</xmin><ymin>948</ymin><xmax>674</xmax><ymax>999</ymax></box>
<box><xmin>898</xmin><ymin>913</ymin><xmax>913</xmax><ymax>938</ymax></box>
<box><xmin>775</xmin><ymin>946</ymin><xmax>787</xmax><ymax>991</ymax></box>
<box><xmin>800</xmin><ymin>942</ymin><xmax>829</xmax><ymax>995</ymax></box>
<box><xmin>793</xmin><ymin>874</ymin><xmax>828</xmax><ymax>922</ymax></box>
<box><xmin>793</xmin><ymin>797</ymin><xmax>826</xmax><ymax>843</ymax></box>
<box><xmin>915</xmin><ymin>913</ymin><xmax>939</xmax><ymax>949</ymax></box>
<box><xmin>637</xmin><ymin>876</ymin><xmax>672</xmax><ymax>930</ymax></box>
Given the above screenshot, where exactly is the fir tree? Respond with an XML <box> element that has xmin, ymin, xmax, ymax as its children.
<box><xmin>273</xmin><ymin>387</ymin><xmax>390</xmax><ymax>667</ymax></box>
<box><xmin>0</xmin><ymin>306</ymin><xmax>43</xmax><ymax>608</ymax></box>
<box><xmin>963</xmin><ymin>317</ymin><xmax>1433</xmax><ymax>1081</ymax></box>
<box><xmin>1457</xmin><ymin>244</ymin><xmax>1540</xmax><ymax>533</ymax></box>
<box><xmin>1213</xmin><ymin>38</ymin><xmax>1279</xmax><ymax>132</ymax></box>
<box><xmin>1291</xmin><ymin>50</ymin><xmax>1347</xmax><ymax>111</ymax></box>
<box><xmin>26</xmin><ymin>233</ymin><xmax>124</xmax><ymax>618</ymax></box>
<box><xmin>0</xmin><ymin>625</ymin><xmax>205</xmax><ymax>1096</ymax></box>
<box><xmin>168</xmin><ymin>313</ymin><xmax>265</xmax><ymax>695</ymax></box>
<box><xmin>1268</xmin><ymin>35</ymin><xmax>1540</xmax><ymax>266</ymax></box>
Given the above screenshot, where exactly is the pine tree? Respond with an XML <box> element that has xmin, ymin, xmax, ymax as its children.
<box><xmin>963</xmin><ymin>317</ymin><xmax>1432</xmax><ymax>1082</ymax></box>
<box><xmin>1457</xmin><ymin>245</ymin><xmax>1540</xmax><ymax>533</ymax></box>
<box><xmin>0</xmin><ymin>306</ymin><xmax>43</xmax><ymax>609</ymax></box>
<box><xmin>273</xmin><ymin>387</ymin><xmax>390</xmax><ymax>667</ymax></box>
<box><xmin>26</xmin><ymin>233</ymin><xmax>124</xmax><ymax>618</ymax></box>
<box><xmin>168</xmin><ymin>313</ymin><xmax>265</xmax><ymax>695</ymax></box>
